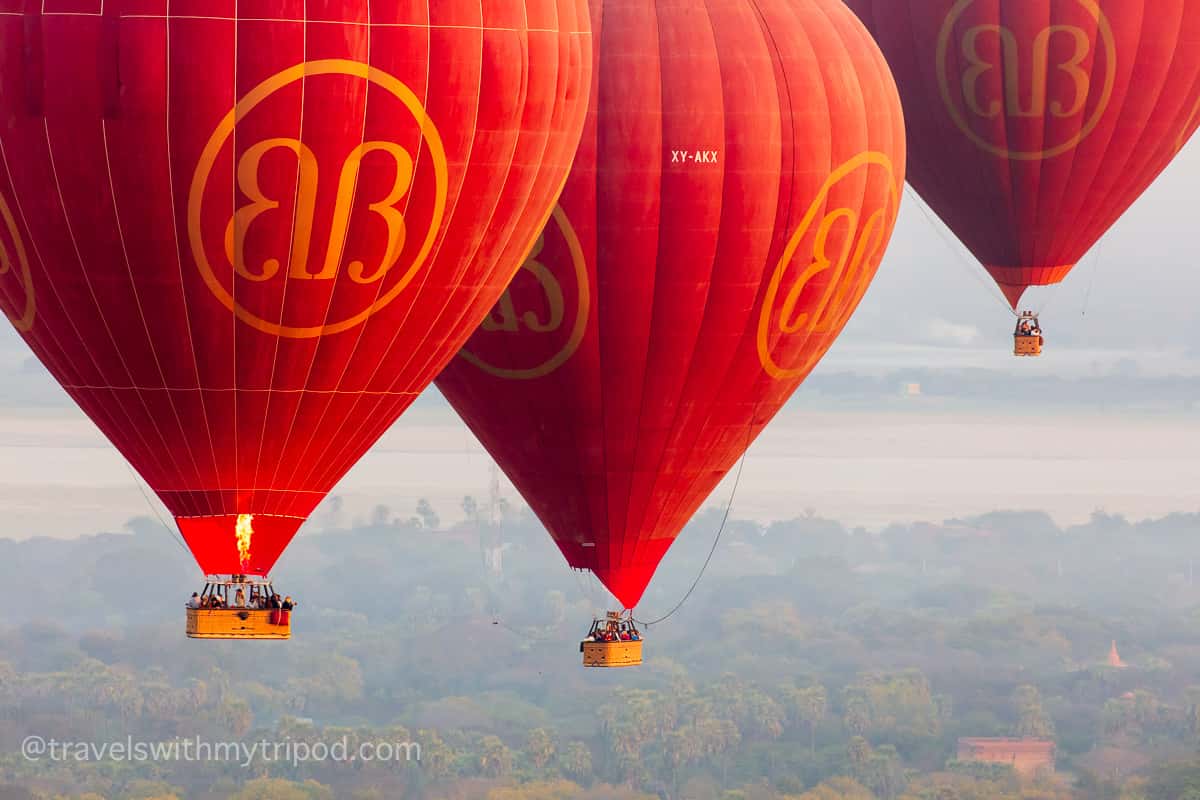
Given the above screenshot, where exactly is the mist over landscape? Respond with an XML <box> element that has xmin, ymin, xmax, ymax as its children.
<box><xmin>4</xmin><ymin>501</ymin><xmax>1200</xmax><ymax>800</ymax></box>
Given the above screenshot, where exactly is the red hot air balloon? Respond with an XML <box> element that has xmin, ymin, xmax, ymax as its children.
<box><xmin>844</xmin><ymin>0</ymin><xmax>1200</xmax><ymax>312</ymax></box>
<box><xmin>0</xmin><ymin>1</ymin><xmax>590</xmax><ymax>584</ymax></box>
<box><xmin>437</xmin><ymin>0</ymin><xmax>905</xmax><ymax>615</ymax></box>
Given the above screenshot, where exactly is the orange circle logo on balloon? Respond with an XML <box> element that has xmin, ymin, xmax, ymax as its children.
<box><xmin>458</xmin><ymin>206</ymin><xmax>590</xmax><ymax>380</ymax></box>
<box><xmin>188</xmin><ymin>59</ymin><xmax>449</xmax><ymax>338</ymax></box>
<box><xmin>0</xmin><ymin>190</ymin><xmax>35</xmax><ymax>333</ymax></box>
<box><xmin>935</xmin><ymin>0</ymin><xmax>1116</xmax><ymax>161</ymax></box>
<box><xmin>757</xmin><ymin>152</ymin><xmax>900</xmax><ymax>380</ymax></box>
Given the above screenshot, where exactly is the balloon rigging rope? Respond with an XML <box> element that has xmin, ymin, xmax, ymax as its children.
<box><xmin>571</xmin><ymin>566</ymin><xmax>603</xmax><ymax>617</ymax></box>
<box><xmin>482</xmin><ymin>472</ymin><xmax>583</xmax><ymax>638</ymax></box>
<box><xmin>633</xmin><ymin>446</ymin><xmax>749</xmax><ymax>628</ymax></box>
<box><xmin>1078</xmin><ymin>240</ymin><xmax>1106</xmax><ymax>319</ymax></box>
<box><xmin>1030</xmin><ymin>237</ymin><xmax>1104</xmax><ymax>321</ymax></box>
<box><xmin>124</xmin><ymin>462</ymin><xmax>192</xmax><ymax>558</ymax></box>
<box><xmin>492</xmin><ymin>618</ymin><xmax>559</xmax><ymax>642</ymax></box>
<box><xmin>903</xmin><ymin>186</ymin><xmax>1017</xmax><ymax>317</ymax></box>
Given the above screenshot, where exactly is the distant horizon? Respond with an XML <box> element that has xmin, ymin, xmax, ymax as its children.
<box><xmin>0</xmin><ymin>401</ymin><xmax>1195</xmax><ymax>542</ymax></box>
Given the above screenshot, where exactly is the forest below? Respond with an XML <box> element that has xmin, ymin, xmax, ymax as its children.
<box><xmin>3</xmin><ymin>498</ymin><xmax>1200</xmax><ymax>799</ymax></box>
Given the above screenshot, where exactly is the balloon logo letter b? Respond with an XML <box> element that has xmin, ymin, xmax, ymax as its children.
<box><xmin>936</xmin><ymin>0</ymin><xmax>1116</xmax><ymax>160</ymax></box>
<box><xmin>188</xmin><ymin>59</ymin><xmax>449</xmax><ymax>339</ymax></box>
<box><xmin>757</xmin><ymin>151</ymin><xmax>900</xmax><ymax>380</ymax></box>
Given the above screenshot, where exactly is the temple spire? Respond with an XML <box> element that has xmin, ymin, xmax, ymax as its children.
<box><xmin>1108</xmin><ymin>640</ymin><xmax>1126</xmax><ymax>669</ymax></box>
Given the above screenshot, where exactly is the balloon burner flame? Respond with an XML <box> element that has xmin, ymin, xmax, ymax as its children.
<box><xmin>235</xmin><ymin>514</ymin><xmax>254</xmax><ymax>568</ymax></box>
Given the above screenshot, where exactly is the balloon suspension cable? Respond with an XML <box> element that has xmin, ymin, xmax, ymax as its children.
<box><xmin>634</xmin><ymin>446</ymin><xmax>749</xmax><ymax>628</ymax></box>
<box><xmin>478</xmin><ymin>462</ymin><xmax>569</xmax><ymax>639</ymax></box>
<box><xmin>492</xmin><ymin>566</ymin><xmax>604</xmax><ymax>641</ymax></box>
<box><xmin>491</xmin><ymin>615</ymin><xmax>563</xmax><ymax>643</ymax></box>
<box><xmin>1030</xmin><ymin>281</ymin><xmax>1065</xmax><ymax>319</ymax></box>
<box><xmin>904</xmin><ymin>186</ymin><xmax>1017</xmax><ymax>317</ymax></box>
<box><xmin>1079</xmin><ymin>241</ymin><xmax>1106</xmax><ymax>319</ymax></box>
<box><xmin>124</xmin><ymin>462</ymin><xmax>191</xmax><ymax>558</ymax></box>
<box><xmin>571</xmin><ymin>567</ymin><xmax>605</xmax><ymax>618</ymax></box>
<box><xmin>1030</xmin><ymin>239</ymin><xmax>1105</xmax><ymax>320</ymax></box>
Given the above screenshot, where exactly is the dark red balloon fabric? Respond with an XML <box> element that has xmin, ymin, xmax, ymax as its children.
<box><xmin>0</xmin><ymin>0</ymin><xmax>591</xmax><ymax>576</ymax></box>
<box><xmin>845</xmin><ymin>0</ymin><xmax>1200</xmax><ymax>307</ymax></box>
<box><xmin>437</xmin><ymin>0</ymin><xmax>906</xmax><ymax>609</ymax></box>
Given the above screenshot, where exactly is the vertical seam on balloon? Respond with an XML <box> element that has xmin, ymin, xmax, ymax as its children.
<box><xmin>602</xmin><ymin>0</ymin><xmax>667</xmax><ymax>592</ymax></box>
<box><xmin>0</xmin><ymin>29</ymin><xmax>96</xmax><ymax>392</ymax></box>
<box><xmin>229</xmin><ymin>0</ymin><xmax>241</xmax><ymax>515</ymax></box>
<box><xmin>0</xmin><ymin>140</ymin><xmax>124</xmax><ymax>453</ymax></box>
<box><xmin>0</xmin><ymin>146</ymin><xmax>76</xmax><ymax>383</ymax></box>
<box><xmin>101</xmin><ymin>8</ymin><xmax>203</xmax><ymax>475</ymax></box>
<box><xmin>39</xmin><ymin>117</ymin><xmax>181</xmax><ymax>493</ymax></box>
<box><xmin>100</xmin><ymin>116</ymin><xmax>207</xmax><ymax>498</ymax></box>
<box><xmin>524</xmin><ymin>0</ymin><xmax>597</xmax><ymax>570</ymax></box>
<box><xmin>998</xmin><ymin>0</ymin><xmax>1036</xmax><ymax>270</ymax></box>
<box><xmin>580</xmin><ymin>2</ymin><xmax>617</xmax><ymax>583</ymax></box>
<box><xmin>582</xmin><ymin>0</ymin><xmax>608</xmax><ymax>579</ymax></box>
<box><xmin>470</xmin><ymin>0</ymin><xmax>564</xmax><ymax>412</ymax></box>
<box><xmin>369</xmin><ymin>0</ymin><xmax>533</xmax><ymax>402</ymax></box>
<box><xmin>965</xmin><ymin>0</ymin><xmax>1016</xmax><ymax>266</ymax></box>
<box><xmin>163</xmin><ymin>5</ymin><xmax>229</xmax><ymax>520</ymax></box>
<box><xmin>542</xmin><ymin>0</ymin><xmax>595</xmax><ymax>569</ymax></box>
<box><xmin>311</xmin><ymin>32</ymin><xmax>543</xmax><ymax>496</ymax></box>
<box><xmin>823</xmin><ymin>0</ymin><xmax>873</xmax><ymax>311</ymax></box>
<box><xmin>250</xmin><ymin>7</ymin><xmax>311</xmax><ymax>518</ymax></box>
<box><xmin>640</xmin><ymin>0</ymin><xmax>803</xmax><ymax>549</ymax></box>
<box><xmin>623</xmin><ymin>0</ymin><xmax>726</xmax><ymax>600</ymax></box>
<box><xmin>964</xmin><ymin>0</ymin><xmax>1012</xmax><ymax>267</ymax></box>
<box><xmin>437</xmin><ymin>0</ymin><xmax>581</xmax><ymax>549</ymax></box>
<box><xmin>415</xmin><ymin>2</ymin><xmax>577</xmax><ymax>523</ymax></box>
<box><xmin>271</xmin><ymin>0</ymin><xmax>425</xmax><ymax>494</ymax></box>
<box><xmin>1151</xmin><ymin>4</ymin><xmax>1200</xmax><ymax>193</ymax></box>
<box><xmin>479</xmin><ymin>0</ymin><xmax>547</xmax><ymax>527</ymax></box>
<box><xmin>397</xmin><ymin>0</ymin><xmax>551</xmax><ymax>415</ymax></box>
<box><xmin>644</xmin><ymin>0</ymin><xmax>785</xmax><ymax>539</ymax></box>
<box><xmin>903</xmin><ymin>0</ymin><xmax>1011</xmax><ymax>273</ymax></box>
<box><xmin>1063</xmin><ymin>2</ymin><xmax>1160</xmax><ymax>265</ymax></box>
<box><xmin>760</xmin><ymin>0</ymin><xmax>811</xmax><ymax>390</ymax></box>
<box><xmin>639</xmin><ymin>0</ymin><xmax>782</xmax><ymax>560</ymax></box>
<box><xmin>574</xmin><ymin>0</ymin><xmax>600</xmax><ymax>573</ymax></box>
<box><xmin>626</xmin><ymin>0</ymin><xmax>672</xmax><ymax>587</ymax></box>
<box><xmin>1169</xmin><ymin>19</ymin><xmax>1200</xmax><ymax>154</ymax></box>
<box><xmin>874</xmin><ymin>2</ymin><xmax>908</xmax><ymax>268</ymax></box>
<box><xmin>427</xmin><ymin>11</ymin><xmax>583</xmax><ymax>564</ymax></box>
<box><xmin>1056</xmin><ymin>0</ymin><xmax>1108</xmax><ymax>275</ymax></box>
<box><xmin>810</xmin><ymin>0</ymin><xmax>883</xmax><ymax>350</ymax></box>
<box><xmin>0</xmin><ymin>158</ymin><xmax>27</xmax><ymax>321</ymax></box>
<box><xmin>1041</xmin><ymin>0</ymin><xmax>1098</xmax><ymax>274</ymax></box>
<box><xmin>260</xmin><ymin>12</ymin><xmax>372</xmax><ymax>505</ymax></box>
<box><xmin>889</xmin><ymin>1</ymin><xmax>1005</xmax><ymax>305</ymax></box>
<box><xmin>303</xmin><ymin>0</ymin><xmax>530</xmax><ymax>493</ymax></box>
<box><xmin>273</xmin><ymin>0</ymin><xmax>441</xmax><ymax>494</ymax></box>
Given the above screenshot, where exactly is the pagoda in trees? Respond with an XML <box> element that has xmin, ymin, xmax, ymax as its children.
<box><xmin>1107</xmin><ymin>640</ymin><xmax>1127</xmax><ymax>669</ymax></box>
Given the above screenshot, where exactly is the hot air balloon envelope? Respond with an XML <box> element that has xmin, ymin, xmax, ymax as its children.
<box><xmin>438</xmin><ymin>0</ymin><xmax>906</xmax><ymax>608</ymax></box>
<box><xmin>0</xmin><ymin>0</ymin><xmax>591</xmax><ymax>575</ymax></box>
<box><xmin>845</xmin><ymin>0</ymin><xmax>1200</xmax><ymax>307</ymax></box>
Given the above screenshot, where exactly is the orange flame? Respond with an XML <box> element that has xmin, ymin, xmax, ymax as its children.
<box><xmin>235</xmin><ymin>514</ymin><xmax>254</xmax><ymax>568</ymax></box>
